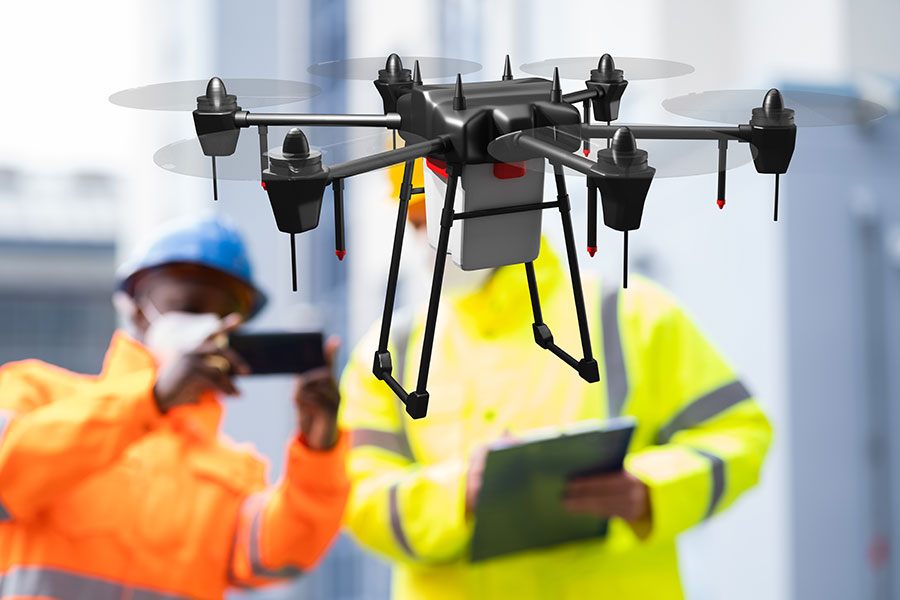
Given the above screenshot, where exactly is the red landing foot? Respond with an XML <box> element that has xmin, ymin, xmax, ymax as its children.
<box><xmin>717</xmin><ymin>199</ymin><xmax>725</xmax><ymax>210</ymax></box>
<box><xmin>587</xmin><ymin>246</ymin><xmax>597</xmax><ymax>257</ymax></box>
<box><xmin>335</xmin><ymin>250</ymin><xmax>346</xmax><ymax>261</ymax></box>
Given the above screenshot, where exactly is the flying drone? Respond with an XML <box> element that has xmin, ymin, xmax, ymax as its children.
<box><xmin>111</xmin><ymin>53</ymin><xmax>886</xmax><ymax>418</ymax></box>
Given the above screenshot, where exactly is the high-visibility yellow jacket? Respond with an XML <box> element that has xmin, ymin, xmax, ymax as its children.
<box><xmin>0</xmin><ymin>332</ymin><xmax>349</xmax><ymax>600</ymax></box>
<box><xmin>339</xmin><ymin>241</ymin><xmax>772</xmax><ymax>600</ymax></box>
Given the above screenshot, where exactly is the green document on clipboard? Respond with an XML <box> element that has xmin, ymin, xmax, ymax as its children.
<box><xmin>470</xmin><ymin>416</ymin><xmax>636</xmax><ymax>562</ymax></box>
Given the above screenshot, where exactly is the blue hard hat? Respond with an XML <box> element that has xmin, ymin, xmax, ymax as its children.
<box><xmin>116</xmin><ymin>212</ymin><xmax>267</xmax><ymax>318</ymax></box>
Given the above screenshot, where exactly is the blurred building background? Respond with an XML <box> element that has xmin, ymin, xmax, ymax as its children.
<box><xmin>1</xmin><ymin>1</ymin><xmax>898</xmax><ymax>598</ymax></box>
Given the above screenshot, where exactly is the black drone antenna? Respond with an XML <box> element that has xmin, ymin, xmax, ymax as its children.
<box><xmin>333</xmin><ymin>178</ymin><xmax>346</xmax><ymax>260</ymax></box>
<box><xmin>717</xmin><ymin>137</ymin><xmax>728</xmax><ymax>209</ymax></box>
<box><xmin>502</xmin><ymin>55</ymin><xmax>513</xmax><ymax>81</ymax></box>
<box><xmin>412</xmin><ymin>59</ymin><xmax>422</xmax><ymax>85</ymax></box>
<box><xmin>774</xmin><ymin>173</ymin><xmax>780</xmax><ymax>221</ymax></box>
<box><xmin>453</xmin><ymin>73</ymin><xmax>467</xmax><ymax>110</ymax></box>
<box><xmin>587</xmin><ymin>149</ymin><xmax>599</xmax><ymax>257</ymax></box>
<box><xmin>211</xmin><ymin>157</ymin><xmax>218</xmax><ymax>201</ymax></box>
<box><xmin>257</xmin><ymin>124</ymin><xmax>268</xmax><ymax>181</ymax></box>
<box><xmin>290</xmin><ymin>233</ymin><xmax>298</xmax><ymax>292</ymax></box>
<box><xmin>550</xmin><ymin>67</ymin><xmax>562</xmax><ymax>103</ymax></box>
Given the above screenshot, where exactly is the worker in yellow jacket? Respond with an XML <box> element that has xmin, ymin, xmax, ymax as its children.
<box><xmin>339</xmin><ymin>171</ymin><xmax>772</xmax><ymax>599</ymax></box>
<box><xmin>0</xmin><ymin>214</ymin><xmax>349</xmax><ymax>600</ymax></box>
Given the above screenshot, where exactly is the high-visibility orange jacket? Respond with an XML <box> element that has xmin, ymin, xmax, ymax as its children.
<box><xmin>0</xmin><ymin>331</ymin><xmax>350</xmax><ymax>600</ymax></box>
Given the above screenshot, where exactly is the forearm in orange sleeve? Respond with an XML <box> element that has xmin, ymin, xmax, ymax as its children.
<box><xmin>229</xmin><ymin>430</ymin><xmax>350</xmax><ymax>586</ymax></box>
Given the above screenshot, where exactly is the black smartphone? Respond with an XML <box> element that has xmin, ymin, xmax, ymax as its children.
<box><xmin>228</xmin><ymin>332</ymin><xmax>326</xmax><ymax>375</ymax></box>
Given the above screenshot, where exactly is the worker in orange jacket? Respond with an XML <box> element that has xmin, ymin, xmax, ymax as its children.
<box><xmin>0</xmin><ymin>213</ymin><xmax>350</xmax><ymax>600</ymax></box>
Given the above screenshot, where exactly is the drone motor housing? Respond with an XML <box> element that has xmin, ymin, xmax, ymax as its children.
<box><xmin>262</xmin><ymin>129</ymin><xmax>329</xmax><ymax>234</ymax></box>
<box><xmin>591</xmin><ymin>127</ymin><xmax>656</xmax><ymax>232</ymax></box>
<box><xmin>192</xmin><ymin>77</ymin><xmax>242</xmax><ymax>157</ymax></box>
<box><xmin>748</xmin><ymin>88</ymin><xmax>797</xmax><ymax>174</ymax></box>
<box><xmin>585</xmin><ymin>54</ymin><xmax>629</xmax><ymax>122</ymax></box>
<box><xmin>374</xmin><ymin>53</ymin><xmax>415</xmax><ymax>114</ymax></box>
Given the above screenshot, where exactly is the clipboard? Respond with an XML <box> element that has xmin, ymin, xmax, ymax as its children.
<box><xmin>470</xmin><ymin>417</ymin><xmax>636</xmax><ymax>562</ymax></box>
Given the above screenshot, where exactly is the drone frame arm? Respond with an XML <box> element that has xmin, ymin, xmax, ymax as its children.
<box><xmin>234</xmin><ymin>111</ymin><xmax>403</xmax><ymax>129</ymax></box>
<box><xmin>326</xmin><ymin>136</ymin><xmax>450</xmax><ymax>181</ymax></box>
<box><xmin>580</xmin><ymin>124</ymin><xmax>751</xmax><ymax>143</ymax></box>
<box><xmin>501</xmin><ymin>132</ymin><xmax>600</xmax><ymax>178</ymax></box>
<box><xmin>561</xmin><ymin>88</ymin><xmax>600</xmax><ymax>104</ymax></box>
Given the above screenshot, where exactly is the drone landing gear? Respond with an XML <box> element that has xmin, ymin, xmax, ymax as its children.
<box><xmin>374</xmin><ymin>161</ymin><xmax>603</xmax><ymax>417</ymax></box>
<box><xmin>525</xmin><ymin>164</ymin><xmax>599</xmax><ymax>383</ymax></box>
<box><xmin>373</xmin><ymin>160</ymin><xmax>460</xmax><ymax>419</ymax></box>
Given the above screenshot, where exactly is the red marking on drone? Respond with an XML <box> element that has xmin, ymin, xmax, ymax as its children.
<box><xmin>717</xmin><ymin>199</ymin><xmax>725</xmax><ymax>209</ymax></box>
<box><xmin>335</xmin><ymin>250</ymin><xmax>346</xmax><ymax>261</ymax></box>
<box><xmin>261</xmin><ymin>182</ymin><xmax>267</xmax><ymax>190</ymax></box>
<box><xmin>426</xmin><ymin>158</ymin><xmax>448</xmax><ymax>178</ymax></box>
<box><xmin>583</xmin><ymin>149</ymin><xmax>590</xmax><ymax>157</ymax></box>
<box><xmin>493</xmin><ymin>161</ymin><xmax>526</xmax><ymax>179</ymax></box>
<box><xmin>587</xmin><ymin>246</ymin><xmax>597</xmax><ymax>257</ymax></box>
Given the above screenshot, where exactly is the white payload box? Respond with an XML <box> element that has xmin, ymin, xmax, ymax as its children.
<box><xmin>423</xmin><ymin>158</ymin><xmax>546</xmax><ymax>271</ymax></box>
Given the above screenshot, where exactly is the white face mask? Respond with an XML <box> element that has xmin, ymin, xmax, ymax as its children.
<box><xmin>141</xmin><ymin>300</ymin><xmax>222</xmax><ymax>365</ymax></box>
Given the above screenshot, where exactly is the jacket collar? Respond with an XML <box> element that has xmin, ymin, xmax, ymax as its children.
<box><xmin>101</xmin><ymin>331</ymin><xmax>223</xmax><ymax>439</ymax></box>
<box><xmin>453</xmin><ymin>237</ymin><xmax>565</xmax><ymax>338</ymax></box>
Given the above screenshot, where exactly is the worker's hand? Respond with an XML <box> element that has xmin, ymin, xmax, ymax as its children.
<box><xmin>562</xmin><ymin>470</ymin><xmax>651</xmax><ymax>526</ymax></box>
<box><xmin>152</xmin><ymin>314</ymin><xmax>249</xmax><ymax>414</ymax></box>
<box><xmin>465</xmin><ymin>430</ymin><xmax>518</xmax><ymax>514</ymax></box>
<box><xmin>294</xmin><ymin>337</ymin><xmax>341</xmax><ymax>451</ymax></box>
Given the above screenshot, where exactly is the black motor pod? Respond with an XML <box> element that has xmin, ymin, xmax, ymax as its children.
<box><xmin>585</xmin><ymin>54</ymin><xmax>628</xmax><ymax>122</ymax></box>
<box><xmin>374</xmin><ymin>53</ymin><xmax>415</xmax><ymax>114</ymax></box>
<box><xmin>748</xmin><ymin>88</ymin><xmax>797</xmax><ymax>174</ymax></box>
<box><xmin>262</xmin><ymin>128</ymin><xmax>329</xmax><ymax>234</ymax></box>
<box><xmin>591</xmin><ymin>127</ymin><xmax>655</xmax><ymax>231</ymax></box>
<box><xmin>193</xmin><ymin>77</ymin><xmax>242</xmax><ymax>156</ymax></box>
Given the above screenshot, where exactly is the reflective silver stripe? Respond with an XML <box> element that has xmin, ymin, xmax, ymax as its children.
<box><xmin>388</xmin><ymin>482</ymin><xmax>415</xmax><ymax>557</ymax></box>
<box><xmin>0</xmin><ymin>412</ymin><xmax>12</xmax><ymax>522</ymax></box>
<box><xmin>691</xmin><ymin>448</ymin><xmax>726</xmax><ymax>519</ymax></box>
<box><xmin>601</xmin><ymin>286</ymin><xmax>628</xmax><ymax>417</ymax></box>
<box><xmin>352</xmin><ymin>428</ymin><xmax>413</xmax><ymax>460</ymax></box>
<box><xmin>656</xmin><ymin>380</ymin><xmax>753</xmax><ymax>444</ymax></box>
<box><xmin>0</xmin><ymin>565</ymin><xmax>187</xmax><ymax>600</ymax></box>
<box><xmin>247</xmin><ymin>495</ymin><xmax>303</xmax><ymax>579</ymax></box>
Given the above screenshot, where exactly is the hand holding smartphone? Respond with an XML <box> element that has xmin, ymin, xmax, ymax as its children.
<box><xmin>227</xmin><ymin>332</ymin><xmax>326</xmax><ymax>375</ymax></box>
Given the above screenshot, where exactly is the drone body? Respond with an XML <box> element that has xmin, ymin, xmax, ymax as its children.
<box><xmin>395</xmin><ymin>75</ymin><xmax>576</xmax><ymax>270</ymax></box>
<box><xmin>111</xmin><ymin>52</ymin><xmax>887</xmax><ymax>419</ymax></box>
